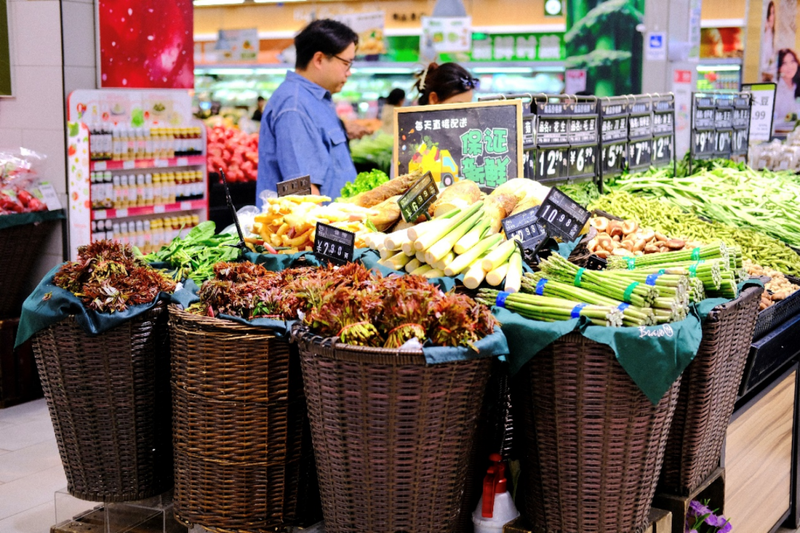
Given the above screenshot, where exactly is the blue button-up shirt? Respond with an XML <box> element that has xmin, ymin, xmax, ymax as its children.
<box><xmin>256</xmin><ymin>71</ymin><xmax>356</xmax><ymax>207</ymax></box>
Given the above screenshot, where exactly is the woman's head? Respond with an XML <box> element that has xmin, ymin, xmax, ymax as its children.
<box><xmin>413</xmin><ymin>62</ymin><xmax>478</xmax><ymax>105</ymax></box>
<box><xmin>767</xmin><ymin>1</ymin><xmax>776</xmax><ymax>30</ymax></box>
<box><xmin>778</xmin><ymin>48</ymin><xmax>799</xmax><ymax>82</ymax></box>
<box><xmin>387</xmin><ymin>88</ymin><xmax>406</xmax><ymax>106</ymax></box>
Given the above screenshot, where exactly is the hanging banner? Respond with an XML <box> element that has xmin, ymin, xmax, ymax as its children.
<box><xmin>333</xmin><ymin>11</ymin><xmax>386</xmax><ymax>56</ymax></box>
<box><xmin>0</xmin><ymin>0</ymin><xmax>10</xmax><ymax>96</ymax></box>
<box><xmin>215</xmin><ymin>29</ymin><xmax>259</xmax><ymax>62</ymax></box>
<box><xmin>421</xmin><ymin>16</ymin><xmax>472</xmax><ymax>58</ymax></box>
<box><xmin>759</xmin><ymin>0</ymin><xmax>798</xmax><ymax>135</ymax></box>
<box><xmin>395</xmin><ymin>100</ymin><xmax>523</xmax><ymax>189</ymax></box>
<box><xmin>98</xmin><ymin>0</ymin><xmax>194</xmax><ymax>89</ymax></box>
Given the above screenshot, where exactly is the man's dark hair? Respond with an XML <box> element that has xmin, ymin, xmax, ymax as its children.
<box><xmin>387</xmin><ymin>88</ymin><xmax>406</xmax><ymax>106</ymax></box>
<box><xmin>295</xmin><ymin>19</ymin><xmax>359</xmax><ymax>70</ymax></box>
<box><xmin>257</xmin><ymin>96</ymin><xmax>265</xmax><ymax>102</ymax></box>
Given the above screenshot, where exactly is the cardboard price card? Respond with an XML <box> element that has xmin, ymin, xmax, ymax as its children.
<box><xmin>395</xmin><ymin>100</ymin><xmax>523</xmax><ymax>190</ymax></box>
<box><xmin>537</xmin><ymin>188</ymin><xmax>590</xmax><ymax>242</ymax></box>
<box><xmin>501</xmin><ymin>206</ymin><xmax>548</xmax><ymax>253</ymax></box>
<box><xmin>313</xmin><ymin>223</ymin><xmax>355</xmax><ymax>265</ymax></box>
<box><xmin>398</xmin><ymin>171</ymin><xmax>438</xmax><ymax>223</ymax></box>
<box><xmin>277</xmin><ymin>175</ymin><xmax>312</xmax><ymax>197</ymax></box>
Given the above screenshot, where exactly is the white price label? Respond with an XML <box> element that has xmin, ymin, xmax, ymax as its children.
<box><xmin>154</xmin><ymin>205</ymin><xmax>166</xmax><ymax>214</ymax></box>
<box><xmin>94</xmin><ymin>161</ymin><xmax>107</xmax><ymax>171</ymax></box>
<box><xmin>180</xmin><ymin>201</ymin><xmax>192</xmax><ymax>210</ymax></box>
<box><xmin>154</xmin><ymin>159</ymin><xmax>169</xmax><ymax>168</ymax></box>
<box><xmin>177</xmin><ymin>157</ymin><xmax>189</xmax><ymax>166</ymax></box>
<box><xmin>94</xmin><ymin>210</ymin><xmax>107</xmax><ymax>219</ymax></box>
<box><xmin>38</xmin><ymin>182</ymin><xmax>63</xmax><ymax>211</ymax></box>
<box><xmin>123</xmin><ymin>161</ymin><xmax>135</xmax><ymax>170</ymax></box>
<box><xmin>116</xmin><ymin>209</ymin><xmax>128</xmax><ymax>218</ymax></box>
<box><xmin>743</xmin><ymin>83</ymin><xmax>776</xmax><ymax>141</ymax></box>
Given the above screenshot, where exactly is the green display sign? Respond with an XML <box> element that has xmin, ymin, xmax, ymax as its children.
<box><xmin>0</xmin><ymin>0</ymin><xmax>10</xmax><ymax>96</ymax></box>
<box><xmin>386</xmin><ymin>32</ymin><xmax>566</xmax><ymax>64</ymax></box>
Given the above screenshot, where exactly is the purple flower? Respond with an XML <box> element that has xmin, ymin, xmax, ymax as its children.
<box><xmin>689</xmin><ymin>500</ymin><xmax>712</xmax><ymax>517</ymax></box>
<box><xmin>705</xmin><ymin>514</ymin><xmax>727</xmax><ymax>527</ymax></box>
<box><xmin>719</xmin><ymin>520</ymin><xmax>732</xmax><ymax>533</ymax></box>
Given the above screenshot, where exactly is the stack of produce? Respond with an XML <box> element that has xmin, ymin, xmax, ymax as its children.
<box><xmin>588</xmin><ymin>191</ymin><xmax>800</xmax><ymax>276</ymax></box>
<box><xmin>142</xmin><ymin>221</ymin><xmax>241</xmax><ymax>284</ymax></box>
<box><xmin>206</xmin><ymin>125</ymin><xmax>258</xmax><ymax>182</ymax></box>
<box><xmin>349</xmin><ymin>133</ymin><xmax>394</xmax><ymax>174</ymax></box>
<box><xmin>193</xmin><ymin>261</ymin><xmax>498</xmax><ymax>349</ymax></box>
<box><xmin>247</xmin><ymin>195</ymin><xmax>379</xmax><ymax>252</ymax></box>
<box><xmin>586</xmin><ymin>216</ymin><xmax>696</xmax><ymax>259</ymax></box>
<box><xmin>744</xmin><ymin>260</ymin><xmax>800</xmax><ymax>310</ymax></box>
<box><xmin>364</xmin><ymin>179</ymin><xmax>550</xmax><ymax>292</ymax></box>
<box><xmin>55</xmin><ymin>240</ymin><xmax>176</xmax><ymax>312</ymax></box>
<box><xmin>749</xmin><ymin>126</ymin><xmax>800</xmax><ymax>171</ymax></box>
<box><xmin>608</xmin><ymin>165</ymin><xmax>800</xmax><ymax>248</ymax></box>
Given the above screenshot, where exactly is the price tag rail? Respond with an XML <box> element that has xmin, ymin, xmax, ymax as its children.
<box><xmin>689</xmin><ymin>90</ymin><xmax>753</xmax><ymax>174</ymax></box>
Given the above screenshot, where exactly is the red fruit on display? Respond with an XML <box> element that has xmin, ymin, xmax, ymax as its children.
<box><xmin>206</xmin><ymin>125</ymin><xmax>259</xmax><ymax>182</ymax></box>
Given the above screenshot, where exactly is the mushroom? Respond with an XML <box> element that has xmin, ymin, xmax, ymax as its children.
<box><xmin>622</xmin><ymin>220</ymin><xmax>639</xmax><ymax>236</ymax></box>
<box><xmin>586</xmin><ymin>238</ymin><xmax>600</xmax><ymax>253</ymax></box>
<box><xmin>607</xmin><ymin>220</ymin><xmax>624</xmax><ymax>239</ymax></box>
<box><xmin>594</xmin><ymin>249</ymin><xmax>610</xmax><ymax>259</ymax></box>
<box><xmin>612</xmin><ymin>234</ymin><xmax>621</xmax><ymax>242</ymax></box>
<box><xmin>598</xmin><ymin>235</ymin><xmax>615</xmax><ymax>252</ymax></box>
<box><xmin>654</xmin><ymin>232</ymin><xmax>668</xmax><ymax>242</ymax></box>
<box><xmin>592</xmin><ymin>217</ymin><xmax>610</xmax><ymax>232</ymax></box>
<box><xmin>632</xmin><ymin>238</ymin><xmax>647</xmax><ymax>253</ymax></box>
<box><xmin>620</xmin><ymin>240</ymin><xmax>635</xmax><ymax>252</ymax></box>
<box><xmin>612</xmin><ymin>248</ymin><xmax>634</xmax><ymax>257</ymax></box>
<box><xmin>666</xmin><ymin>238</ymin><xmax>686</xmax><ymax>250</ymax></box>
<box><xmin>644</xmin><ymin>243</ymin><xmax>660</xmax><ymax>254</ymax></box>
<box><xmin>640</xmin><ymin>229</ymin><xmax>655</xmax><ymax>242</ymax></box>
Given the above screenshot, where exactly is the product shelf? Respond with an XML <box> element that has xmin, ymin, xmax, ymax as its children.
<box><xmin>90</xmin><ymin>154</ymin><xmax>205</xmax><ymax>171</ymax></box>
<box><xmin>91</xmin><ymin>199</ymin><xmax>207</xmax><ymax>221</ymax></box>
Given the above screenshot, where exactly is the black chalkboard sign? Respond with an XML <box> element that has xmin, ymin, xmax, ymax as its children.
<box><xmin>537</xmin><ymin>188</ymin><xmax>590</xmax><ymax>242</ymax></box>
<box><xmin>599</xmin><ymin>99</ymin><xmax>629</xmax><ymax>178</ymax></box>
<box><xmin>314</xmin><ymin>222</ymin><xmax>355</xmax><ymax>265</ymax></box>
<box><xmin>535</xmin><ymin>144</ymin><xmax>570</xmax><ymax>181</ymax></box>
<box><xmin>690</xmin><ymin>91</ymin><xmax>752</xmax><ymax>168</ymax></box>
<box><xmin>277</xmin><ymin>175</ymin><xmax>312</xmax><ymax>197</ymax></box>
<box><xmin>398</xmin><ymin>171</ymin><xmax>438</xmax><ymax>223</ymax></box>
<box><xmin>501</xmin><ymin>206</ymin><xmax>547</xmax><ymax>253</ymax></box>
<box><xmin>395</xmin><ymin>100</ymin><xmax>523</xmax><ymax>189</ymax></box>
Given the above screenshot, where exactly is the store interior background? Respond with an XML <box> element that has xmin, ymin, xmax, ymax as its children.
<box><xmin>0</xmin><ymin>0</ymin><xmax>793</xmax><ymax>302</ymax></box>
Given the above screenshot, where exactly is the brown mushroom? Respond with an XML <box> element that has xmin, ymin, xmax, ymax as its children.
<box><xmin>622</xmin><ymin>220</ymin><xmax>639</xmax><ymax>236</ymax></box>
<box><xmin>607</xmin><ymin>220</ymin><xmax>624</xmax><ymax>239</ymax></box>
<box><xmin>654</xmin><ymin>232</ymin><xmax>668</xmax><ymax>242</ymax></box>
<box><xmin>640</xmin><ymin>229</ymin><xmax>655</xmax><ymax>242</ymax></box>
<box><xmin>592</xmin><ymin>217</ymin><xmax>610</xmax><ymax>232</ymax></box>
<box><xmin>620</xmin><ymin>240</ymin><xmax>635</xmax><ymax>252</ymax></box>
<box><xmin>612</xmin><ymin>247</ymin><xmax>634</xmax><ymax>257</ymax></box>
<box><xmin>598</xmin><ymin>235</ymin><xmax>615</xmax><ymax>252</ymax></box>
<box><xmin>666</xmin><ymin>238</ymin><xmax>686</xmax><ymax>250</ymax></box>
<box><xmin>586</xmin><ymin>238</ymin><xmax>600</xmax><ymax>253</ymax></box>
<box><xmin>632</xmin><ymin>238</ymin><xmax>647</xmax><ymax>253</ymax></box>
<box><xmin>612</xmin><ymin>235</ymin><xmax>621</xmax><ymax>242</ymax></box>
<box><xmin>594</xmin><ymin>249</ymin><xmax>610</xmax><ymax>259</ymax></box>
<box><xmin>644</xmin><ymin>243</ymin><xmax>660</xmax><ymax>254</ymax></box>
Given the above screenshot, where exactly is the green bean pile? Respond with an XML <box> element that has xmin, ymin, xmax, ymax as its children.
<box><xmin>588</xmin><ymin>191</ymin><xmax>800</xmax><ymax>276</ymax></box>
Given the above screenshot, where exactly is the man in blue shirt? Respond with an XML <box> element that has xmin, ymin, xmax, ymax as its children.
<box><xmin>256</xmin><ymin>19</ymin><xmax>359</xmax><ymax>207</ymax></box>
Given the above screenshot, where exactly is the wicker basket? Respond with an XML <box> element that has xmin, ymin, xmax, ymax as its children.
<box><xmin>169</xmin><ymin>306</ymin><xmax>319</xmax><ymax>532</ymax></box>
<box><xmin>31</xmin><ymin>303</ymin><xmax>173</xmax><ymax>502</ymax></box>
<box><xmin>659</xmin><ymin>285</ymin><xmax>763</xmax><ymax>495</ymax></box>
<box><xmin>294</xmin><ymin>327</ymin><xmax>492</xmax><ymax>533</ymax></box>
<box><xmin>513</xmin><ymin>333</ymin><xmax>681</xmax><ymax>533</ymax></box>
<box><xmin>0</xmin><ymin>219</ymin><xmax>59</xmax><ymax>318</ymax></box>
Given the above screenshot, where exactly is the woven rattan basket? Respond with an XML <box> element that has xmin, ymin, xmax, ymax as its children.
<box><xmin>294</xmin><ymin>327</ymin><xmax>492</xmax><ymax>533</ymax></box>
<box><xmin>0</xmin><ymin>219</ymin><xmax>59</xmax><ymax>318</ymax></box>
<box><xmin>659</xmin><ymin>285</ymin><xmax>763</xmax><ymax>495</ymax></box>
<box><xmin>169</xmin><ymin>306</ymin><xmax>319</xmax><ymax>532</ymax></box>
<box><xmin>31</xmin><ymin>303</ymin><xmax>173</xmax><ymax>502</ymax></box>
<box><xmin>513</xmin><ymin>333</ymin><xmax>681</xmax><ymax>533</ymax></box>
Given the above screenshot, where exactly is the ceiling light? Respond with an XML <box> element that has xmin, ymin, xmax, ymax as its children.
<box><xmin>193</xmin><ymin>0</ymin><xmax>244</xmax><ymax>6</ymax></box>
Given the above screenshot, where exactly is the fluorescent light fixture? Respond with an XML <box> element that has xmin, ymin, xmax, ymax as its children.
<box><xmin>193</xmin><ymin>0</ymin><xmax>244</xmax><ymax>6</ymax></box>
<box><xmin>473</xmin><ymin>67</ymin><xmax>535</xmax><ymax>74</ymax></box>
<box><xmin>253</xmin><ymin>0</ymin><xmax>306</xmax><ymax>3</ymax></box>
<box><xmin>696</xmin><ymin>65</ymin><xmax>741</xmax><ymax>72</ymax></box>
<box><xmin>351</xmin><ymin>67</ymin><xmax>413</xmax><ymax>75</ymax></box>
<box><xmin>196</xmin><ymin>68</ymin><xmax>256</xmax><ymax>76</ymax></box>
<box><xmin>254</xmin><ymin>68</ymin><xmax>290</xmax><ymax>75</ymax></box>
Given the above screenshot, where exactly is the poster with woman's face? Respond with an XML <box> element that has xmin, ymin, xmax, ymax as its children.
<box><xmin>762</xmin><ymin>0</ymin><xmax>799</xmax><ymax>134</ymax></box>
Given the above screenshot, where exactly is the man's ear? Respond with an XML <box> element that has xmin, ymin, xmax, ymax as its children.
<box><xmin>311</xmin><ymin>51</ymin><xmax>327</xmax><ymax>70</ymax></box>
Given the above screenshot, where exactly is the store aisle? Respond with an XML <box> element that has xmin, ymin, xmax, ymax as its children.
<box><xmin>0</xmin><ymin>399</ymin><xmax>67</xmax><ymax>533</ymax></box>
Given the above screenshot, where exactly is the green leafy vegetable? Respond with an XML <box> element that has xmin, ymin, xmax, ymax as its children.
<box><xmin>340</xmin><ymin>169</ymin><xmax>390</xmax><ymax>199</ymax></box>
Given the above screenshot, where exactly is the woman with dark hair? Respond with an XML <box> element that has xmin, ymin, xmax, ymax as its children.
<box><xmin>380</xmin><ymin>88</ymin><xmax>406</xmax><ymax>134</ymax></box>
<box><xmin>773</xmin><ymin>48</ymin><xmax>800</xmax><ymax>129</ymax></box>
<box><xmin>256</xmin><ymin>19</ymin><xmax>359</xmax><ymax>205</ymax></box>
<box><xmin>413</xmin><ymin>62</ymin><xmax>479</xmax><ymax>105</ymax></box>
<box><xmin>761</xmin><ymin>1</ymin><xmax>777</xmax><ymax>82</ymax></box>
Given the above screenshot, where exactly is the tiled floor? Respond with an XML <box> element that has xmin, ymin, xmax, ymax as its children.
<box><xmin>0</xmin><ymin>398</ymin><xmax>798</xmax><ymax>533</ymax></box>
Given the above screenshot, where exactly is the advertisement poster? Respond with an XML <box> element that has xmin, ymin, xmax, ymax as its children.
<box><xmin>759</xmin><ymin>0</ymin><xmax>798</xmax><ymax>134</ymax></box>
<box><xmin>333</xmin><ymin>11</ymin><xmax>386</xmax><ymax>56</ymax></box>
<box><xmin>421</xmin><ymin>17</ymin><xmax>472</xmax><ymax>61</ymax></box>
<box><xmin>565</xmin><ymin>0</ymin><xmax>644</xmax><ymax>96</ymax></box>
<box><xmin>216</xmin><ymin>29</ymin><xmax>259</xmax><ymax>62</ymax></box>
<box><xmin>672</xmin><ymin>68</ymin><xmax>695</xmax><ymax>158</ymax></box>
<box><xmin>564</xmin><ymin>69</ymin><xmax>587</xmax><ymax>94</ymax></box>
<box><xmin>700</xmin><ymin>27</ymin><xmax>744</xmax><ymax>59</ymax></box>
<box><xmin>98</xmin><ymin>0</ymin><xmax>194</xmax><ymax>89</ymax></box>
<box><xmin>394</xmin><ymin>101</ymin><xmax>522</xmax><ymax>189</ymax></box>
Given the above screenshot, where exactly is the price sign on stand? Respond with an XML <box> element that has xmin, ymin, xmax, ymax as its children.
<box><xmin>523</xmin><ymin>147</ymin><xmax>536</xmax><ymax>179</ymax></box>
<box><xmin>731</xmin><ymin>96</ymin><xmax>751</xmax><ymax>156</ymax></box>
<box><xmin>522</xmin><ymin>114</ymin><xmax>537</xmax><ymax>147</ymax></box>
<box><xmin>566</xmin><ymin>101</ymin><xmax>598</xmax><ymax>181</ymax></box>
<box><xmin>627</xmin><ymin>98</ymin><xmax>653</xmax><ymax>171</ymax></box>
<box><xmin>715</xmin><ymin>129</ymin><xmax>732</xmax><ymax>158</ymax></box>
<box><xmin>692</xmin><ymin>129</ymin><xmax>717</xmax><ymax>157</ymax></box>
<box><xmin>535</xmin><ymin>145</ymin><xmax>570</xmax><ymax>181</ymax></box>
<box><xmin>742</xmin><ymin>83</ymin><xmax>776</xmax><ymax>141</ymax></box>
<box><xmin>277</xmin><ymin>175</ymin><xmax>312</xmax><ymax>197</ymax></box>
<box><xmin>501</xmin><ymin>206</ymin><xmax>548</xmax><ymax>253</ymax></box>
<box><xmin>568</xmin><ymin>143</ymin><xmax>597</xmax><ymax>178</ymax></box>
<box><xmin>691</xmin><ymin>94</ymin><xmax>719</xmax><ymax>162</ymax></box>
<box><xmin>600</xmin><ymin>98</ymin><xmax>629</xmax><ymax>177</ymax></box>
<box><xmin>537</xmin><ymin>115</ymin><xmax>570</xmax><ymax>145</ymax></box>
<box><xmin>652</xmin><ymin>135</ymin><xmax>673</xmax><ymax>165</ymax></box>
<box><xmin>537</xmin><ymin>188</ymin><xmax>590</xmax><ymax>242</ymax></box>
<box><xmin>652</xmin><ymin>97</ymin><xmax>675</xmax><ymax>167</ymax></box>
<box><xmin>398</xmin><ymin>171</ymin><xmax>438</xmax><ymax>222</ymax></box>
<box><xmin>314</xmin><ymin>222</ymin><xmax>356</xmax><ymax>265</ymax></box>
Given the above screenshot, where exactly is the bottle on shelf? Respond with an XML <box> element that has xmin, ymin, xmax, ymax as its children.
<box><xmin>112</xmin><ymin>175</ymin><xmax>120</xmax><ymax>208</ymax></box>
<box><xmin>111</xmin><ymin>222</ymin><xmax>119</xmax><ymax>241</ymax></box>
<box><xmin>112</xmin><ymin>126</ymin><xmax>121</xmax><ymax>161</ymax></box>
<box><xmin>136</xmin><ymin>174</ymin><xmax>145</xmax><ymax>207</ymax></box>
<box><xmin>144</xmin><ymin>173</ymin><xmax>153</xmax><ymax>206</ymax></box>
<box><xmin>104</xmin><ymin>171</ymin><xmax>113</xmax><ymax>209</ymax></box>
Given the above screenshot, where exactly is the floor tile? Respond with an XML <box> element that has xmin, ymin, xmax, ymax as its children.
<box><xmin>0</xmin><ymin>399</ymin><xmax>49</xmax><ymax>426</ymax></box>
<box><xmin>0</xmin><ymin>501</ymin><xmax>55</xmax><ymax>533</ymax></box>
<box><xmin>0</xmin><ymin>465</ymin><xmax>66</xmax><ymax>520</ymax></box>
<box><xmin>0</xmin><ymin>439</ymin><xmax>62</xmax><ymax>483</ymax></box>
<box><xmin>0</xmin><ymin>418</ymin><xmax>55</xmax><ymax>451</ymax></box>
